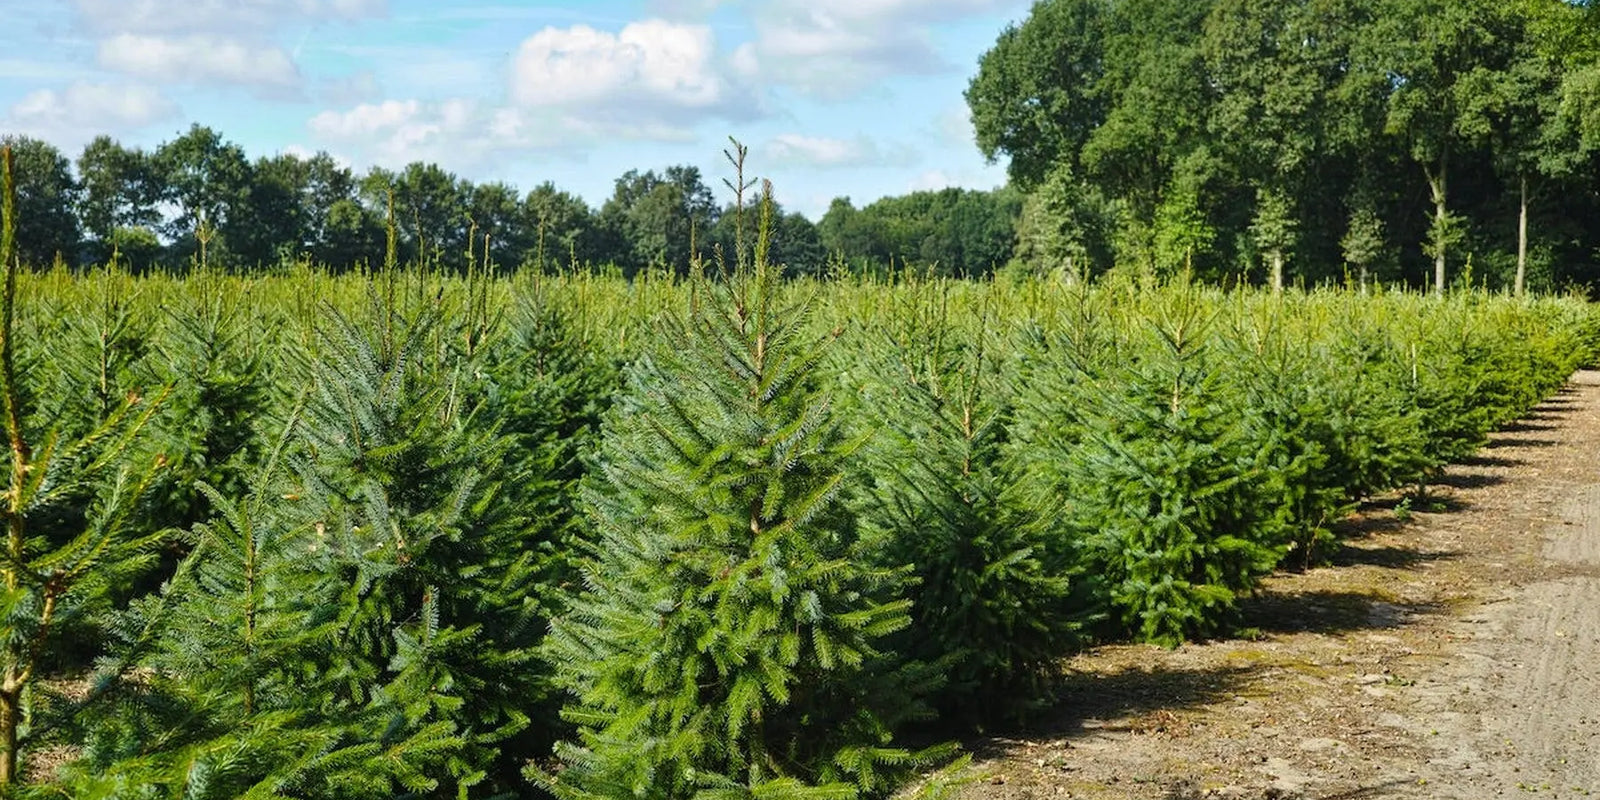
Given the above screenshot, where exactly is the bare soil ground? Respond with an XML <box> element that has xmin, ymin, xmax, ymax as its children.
<box><xmin>950</xmin><ymin>371</ymin><xmax>1600</xmax><ymax>800</ymax></box>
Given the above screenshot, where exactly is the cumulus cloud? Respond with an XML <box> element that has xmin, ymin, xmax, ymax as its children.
<box><xmin>3</xmin><ymin>82</ymin><xmax>179</xmax><ymax>147</ymax></box>
<box><xmin>308</xmin><ymin>99</ymin><xmax>594</xmax><ymax>168</ymax></box>
<box><xmin>98</xmin><ymin>33</ymin><xmax>301</xmax><ymax>93</ymax></box>
<box><xmin>736</xmin><ymin>0</ymin><xmax>1021</xmax><ymax>97</ymax></box>
<box><xmin>65</xmin><ymin>0</ymin><xmax>386</xmax><ymax>95</ymax></box>
<box><xmin>305</xmin><ymin>18</ymin><xmax>766</xmax><ymax>170</ymax></box>
<box><xmin>764</xmin><ymin>134</ymin><xmax>916</xmax><ymax>169</ymax></box>
<box><xmin>510</xmin><ymin>19</ymin><xmax>755</xmax><ymax>123</ymax></box>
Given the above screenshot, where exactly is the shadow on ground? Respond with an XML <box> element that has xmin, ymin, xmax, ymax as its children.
<box><xmin>975</xmin><ymin>663</ymin><xmax>1263</xmax><ymax>750</ymax></box>
<box><xmin>1329</xmin><ymin>543</ymin><xmax>1457</xmax><ymax>570</ymax></box>
<box><xmin>1485</xmin><ymin>437</ymin><xmax>1559</xmax><ymax>449</ymax></box>
<box><xmin>1458</xmin><ymin>453</ymin><xmax>1527</xmax><ymax>468</ymax></box>
<box><xmin>1242</xmin><ymin>588</ymin><xmax>1443</xmax><ymax>635</ymax></box>
<box><xmin>1432</xmin><ymin>471</ymin><xmax>1508</xmax><ymax>491</ymax></box>
<box><xmin>1162</xmin><ymin>778</ymin><xmax>1418</xmax><ymax>799</ymax></box>
<box><xmin>1497</xmin><ymin>420</ymin><xmax>1560</xmax><ymax>433</ymax></box>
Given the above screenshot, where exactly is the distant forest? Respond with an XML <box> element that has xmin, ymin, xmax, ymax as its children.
<box><xmin>0</xmin><ymin>129</ymin><xmax>1020</xmax><ymax>279</ymax></box>
<box><xmin>6</xmin><ymin>0</ymin><xmax>1600</xmax><ymax>293</ymax></box>
<box><xmin>970</xmin><ymin>0</ymin><xmax>1600</xmax><ymax>294</ymax></box>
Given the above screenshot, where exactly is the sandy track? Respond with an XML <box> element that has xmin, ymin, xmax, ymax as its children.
<box><xmin>953</xmin><ymin>371</ymin><xmax>1600</xmax><ymax>800</ymax></box>
<box><xmin>1408</xmin><ymin>371</ymin><xmax>1600</xmax><ymax>797</ymax></box>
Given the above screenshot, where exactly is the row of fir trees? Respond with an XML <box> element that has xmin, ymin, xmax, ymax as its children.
<box><xmin>1</xmin><ymin>144</ymin><xmax>1598</xmax><ymax>797</ymax></box>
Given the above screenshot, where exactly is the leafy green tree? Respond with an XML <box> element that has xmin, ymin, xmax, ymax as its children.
<box><xmin>817</xmin><ymin>197</ymin><xmax>888</xmax><ymax>274</ymax></box>
<box><xmin>237</xmin><ymin>151</ymin><xmax>311</xmax><ymax>266</ymax></box>
<box><xmin>597</xmin><ymin>166</ymin><xmax>718</xmax><ymax>274</ymax></box>
<box><xmin>1012</xmin><ymin>163</ymin><xmax>1106</xmax><ymax>280</ymax></box>
<box><xmin>77</xmin><ymin>136</ymin><xmax>162</xmax><ymax>266</ymax></box>
<box><xmin>392</xmin><ymin>162</ymin><xmax>469</xmax><ymax>270</ymax></box>
<box><xmin>1455</xmin><ymin>11</ymin><xmax>1573</xmax><ymax>295</ymax></box>
<box><xmin>464</xmin><ymin>181</ymin><xmax>526</xmax><ymax>270</ymax></box>
<box><xmin>816</xmin><ymin>190</ymin><xmax>1021</xmax><ymax>277</ymax></box>
<box><xmin>1084</xmin><ymin>0</ymin><xmax>1218</xmax><ymax>268</ymax></box>
<box><xmin>1249</xmin><ymin>188</ymin><xmax>1299</xmax><ymax>290</ymax></box>
<box><xmin>1203</xmin><ymin>0</ymin><xmax>1347</xmax><ymax>288</ymax></box>
<box><xmin>154</xmin><ymin>125</ymin><xmax>255</xmax><ymax>269</ymax></box>
<box><xmin>711</xmin><ymin>199</ymin><xmax>826</xmax><ymax>276</ymax></box>
<box><xmin>1353</xmin><ymin>0</ymin><xmax>1518</xmax><ymax>294</ymax></box>
<box><xmin>1341</xmin><ymin>203</ymin><xmax>1388</xmax><ymax>290</ymax></box>
<box><xmin>321</xmin><ymin>197</ymin><xmax>385</xmax><ymax>271</ymax></box>
<box><xmin>522</xmin><ymin>182</ymin><xmax>598</xmax><ymax>270</ymax></box>
<box><xmin>0</xmin><ymin>136</ymin><xmax>80</xmax><ymax>267</ymax></box>
<box><xmin>967</xmin><ymin>0</ymin><xmax>1113</xmax><ymax>187</ymax></box>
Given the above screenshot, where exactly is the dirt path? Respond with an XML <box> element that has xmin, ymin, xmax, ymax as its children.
<box><xmin>953</xmin><ymin>371</ymin><xmax>1600</xmax><ymax>800</ymax></box>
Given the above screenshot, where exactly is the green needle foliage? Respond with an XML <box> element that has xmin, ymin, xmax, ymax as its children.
<box><xmin>284</xmin><ymin>288</ymin><xmax>554</xmax><ymax>795</ymax></box>
<box><xmin>844</xmin><ymin>280</ymin><xmax>1084</xmax><ymax>724</ymax></box>
<box><xmin>141</xmin><ymin>274</ymin><xmax>273</xmax><ymax>536</ymax></box>
<box><xmin>539</xmin><ymin>185</ymin><xmax>946</xmax><ymax>799</ymax></box>
<box><xmin>0</xmin><ymin>142</ymin><xmax>1594</xmax><ymax>797</ymax></box>
<box><xmin>0</xmin><ymin>145</ymin><xmax>173</xmax><ymax>789</ymax></box>
<box><xmin>1017</xmin><ymin>282</ymin><xmax>1289</xmax><ymax>645</ymax></box>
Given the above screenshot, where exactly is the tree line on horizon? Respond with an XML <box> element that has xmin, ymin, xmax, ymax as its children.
<box><xmin>0</xmin><ymin>128</ymin><xmax>1021</xmax><ymax>279</ymax></box>
<box><xmin>9</xmin><ymin>0</ymin><xmax>1600</xmax><ymax>295</ymax></box>
<box><xmin>968</xmin><ymin>0</ymin><xmax>1600</xmax><ymax>294</ymax></box>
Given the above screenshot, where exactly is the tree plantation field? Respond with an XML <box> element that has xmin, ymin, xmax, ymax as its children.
<box><xmin>6</xmin><ymin>1</ymin><xmax>1600</xmax><ymax>296</ymax></box>
<box><xmin>0</xmin><ymin>228</ymin><xmax>1596</xmax><ymax>797</ymax></box>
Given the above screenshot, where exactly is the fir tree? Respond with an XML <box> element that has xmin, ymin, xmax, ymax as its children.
<box><xmin>285</xmin><ymin>285</ymin><xmax>553</xmax><ymax>795</ymax></box>
<box><xmin>1013</xmin><ymin>282</ymin><xmax>1288</xmax><ymax>645</ymax></box>
<box><xmin>141</xmin><ymin>274</ymin><xmax>273</xmax><ymax>536</ymax></box>
<box><xmin>845</xmin><ymin>280</ymin><xmax>1084</xmax><ymax>723</ymax></box>
<box><xmin>43</xmin><ymin>278</ymin><xmax>561</xmax><ymax>797</ymax></box>
<box><xmin>0</xmin><ymin>146</ymin><xmax>171</xmax><ymax>787</ymax></box>
<box><xmin>539</xmin><ymin>181</ymin><xmax>945</xmax><ymax>799</ymax></box>
<box><xmin>38</xmin><ymin>434</ymin><xmax>466</xmax><ymax>799</ymax></box>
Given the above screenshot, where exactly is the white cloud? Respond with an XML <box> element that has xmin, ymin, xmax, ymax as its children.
<box><xmin>737</xmin><ymin>0</ymin><xmax>1021</xmax><ymax>97</ymax></box>
<box><xmin>3</xmin><ymin>82</ymin><xmax>179</xmax><ymax>147</ymax></box>
<box><xmin>764</xmin><ymin>134</ymin><xmax>916</xmax><ymax>169</ymax></box>
<box><xmin>280</xmin><ymin>144</ymin><xmax>353</xmax><ymax>169</ymax></box>
<box><xmin>308</xmin><ymin>99</ymin><xmax>597</xmax><ymax>168</ymax></box>
<box><xmin>906</xmin><ymin>166</ymin><xmax>1004</xmax><ymax>193</ymax></box>
<box><xmin>63</xmin><ymin>0</ymin><xmax>385</xmax><ymax>97</ymax></box>
<box><xmin>67</xmin><ymin>0</ymin><xmax>386</xmax><ymax>35</ymax></box>
<box><xmin>510</xmin><ymin>19</ymin><xmax>756</xmax><ymax>123</ymax></box>
<box><xmin>98</xmin><ymin>33</ymin><xmax>301</xmax><ymax>92</ymax></box>
<box><xmin>309</xmin><ymin>99</ymin><xmax>422</xmax><ymax>139</ymax></box>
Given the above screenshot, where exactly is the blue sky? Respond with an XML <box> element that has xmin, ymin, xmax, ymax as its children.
<box><xmin>0</xmin><ymin>0</ymin><xmax>1030</xmax><ymax>220</ymax></box>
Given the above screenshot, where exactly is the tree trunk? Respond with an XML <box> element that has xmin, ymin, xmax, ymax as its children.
<box><xmin>1270</xmin><ymin>249</ymin><xmax>1284</xmax><ymax>293</ymax></box>
<box><xmin>1427</xmin><ymin>156</ymin><xmax>1448</xmax><ymax>297</ymax></box>
<box><xmin>1515</xmin><ymin>174</ymin><xmax>1528</xmax><ymax>298</ymax></box>
<box><xmin>1359</xmin><ymin>264</ymin><xmax>1369</xmax><ymax>296</ymax></box>
<box><xmin>0</xmin><ymin>687</ymin><xmax>18</xmax><ymax>785</ymax></box>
